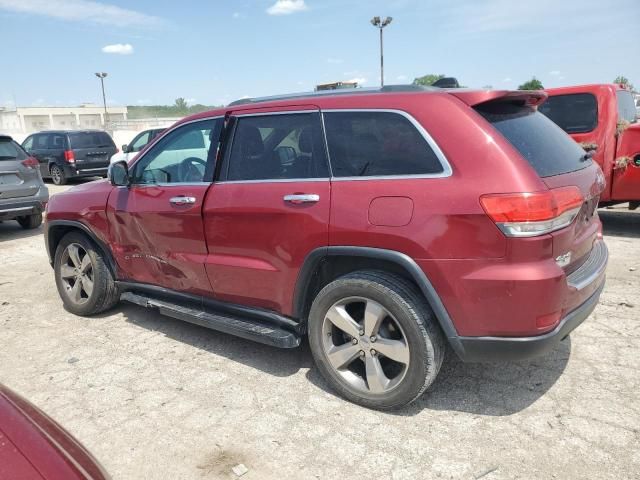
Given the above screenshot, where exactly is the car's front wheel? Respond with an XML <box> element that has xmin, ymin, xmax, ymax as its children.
<box><xmin>308</xmin><ymin>271</ymin><xmax>445</xmax><ymax>410</ymax></box>
<box><xmin>50</xmin><ymin>165</ymin><xmax>67</xmax><ymax>185</ymax></box>
<box><xmin>54</xmin><ymin>232</ymin><xmax>120</xmax><ymax>315</ymax></box>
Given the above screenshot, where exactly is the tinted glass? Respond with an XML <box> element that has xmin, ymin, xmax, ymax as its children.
<box><xmin>132</xmin><ymin>118</ymin><xmax>221</xmax><ymax>184</ymax></box>
<box><xmin>130</xmin><ymin>131</ymin><xmax>150</xmax><ymax>152</ymax></box>
<box><xmin>616</xmin><ymin>90</ymin><xmax>637</xmax><ymax>123</ymax></box>
<box><xmin>22</xmin><ymin>136</ymin><xmax>33</xmax><ymax>151</ymax></box>
<box><xmin>33</xmin><ymin>134</ymin><xmax>49</xmax><ymax>149</ymax></box>
<box><xmin>50</xmin><ymin>134</ymin><xmax>66</xmax><ymax>150</ymax></box>
<box><xmin>477</xmin><ymin>102</ymin><xmax>590</xmax><ymax>178</ymax></box>
<box><xmin>538</xmin><ymin>93</ymin><xmax>598</xmax><ymax>133</ymax></box>
<box><xmin>69</xmin><ymin>131</ymin><xmax>114</xmax><ymax>149</ymax></box>
<box><xmin>225</xmin><ymin>112</ymin><xmax>329</xmax><ymax>181</ymax></box>
<box><xmin>323</xmin><ymin>111</ymin><xmax>444</xmax><ymax>177</ymax></box>
<box><xmin>0</xmin><ymin>138</ymin><xmax>27</xmax><ymax>161</ymax></box>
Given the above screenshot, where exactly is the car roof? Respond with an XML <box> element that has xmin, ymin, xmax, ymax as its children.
<box><xmin>545</xmin><ymin>83</ymin><xmax>626</xmax><ymax>96</ymax></box>
<box><xmin>31</xmin><ymin>130</ymin><xmax>108</xmax><ymax>135</ymax></box>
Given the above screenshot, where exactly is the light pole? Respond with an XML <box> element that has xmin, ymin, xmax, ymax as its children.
<box><xmin>94</xmin><ymin>72</ymin><xmax>109</xmax><ymax>127</ymax></box>
<box><xmin>370</xmin><ymin>16</ymin><xmax>393</xmax><ymax>87</ymax></box>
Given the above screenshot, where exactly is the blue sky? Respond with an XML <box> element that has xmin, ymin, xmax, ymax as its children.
<box><xmin>1</xmin><ymin>0</ymin><xmax>638</xmax><ymax>107</ymax></box>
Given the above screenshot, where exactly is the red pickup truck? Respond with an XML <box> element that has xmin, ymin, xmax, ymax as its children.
<box><xmin>540</xmin><ymin>84</ymin><xmax>640</xmax><ymax>209</ymax></box>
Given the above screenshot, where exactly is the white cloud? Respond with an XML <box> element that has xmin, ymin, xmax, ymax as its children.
<box><xmin>185</xmin><ymin>98</ymin><xmax>196</xmax><ymax>105</ymax></box>
<box><xmin>266</xmin><ymin>0</ymin><xmax>307</xmax><ymax>16</ymax></box>
<box><xmin>502</xmin><ymin>77</ymin><xmax>512</xmax><ymax>83</ymax></box>
<box><xmin>327</xmin><ymin>57</ymin><xmax>343</xmax><ymax>64</ymax></box>
<box><xmin>396</xmin><ymin>75</ymin><xmax>408</xmax><ymax>81</ymax></box>
<box><xmin>347</xmin><ymin>77</ymin><xmax>367</xmax><ymax>86</ymax></box>
<box><xmin>232</xmin><ymin>12</ymin><xmax>241</xmax><ymax>19</ymax></box>
<box><xmin>549</xmin><ymin>70</ymin><xmax>561</xmax><ymax>76</ymax></box>
<box><xmin>102</xmin><ymin>43</ymin><xmax>134</xmax><ymax>55</ymax></box>
<box><xmin>0</xmin><ymin>0</ymin><xmax>164</xmax><ymax>27</ymax></box>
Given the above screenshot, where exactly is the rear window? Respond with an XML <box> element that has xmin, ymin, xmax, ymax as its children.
<box><xmin>537</xmin><ymin>93</ymin><xmax>598</xmax><ymax>133</ymax></box>
<box><xmin>476</xmin><ymin>102</ymin><xmax>590</xmax><ymax>178</ymax></box>
<box><xmin>323</xmin><ymin>111</ymin><xmax>445</xmax><ymax>177</ymax></box>
<box><xmin>0</xmin><ymin>137</ymin><xmax>28</xmax><ymax>161</ymax></box>
<box><xmin>617</xmin><ymin>90</ymin><xmax>637</xmax><ymax>123</ymax></box>
<box><xmin>68</xmin><ymin>131</ymin><xmax>115</xmax><ymax>149</ymax></box>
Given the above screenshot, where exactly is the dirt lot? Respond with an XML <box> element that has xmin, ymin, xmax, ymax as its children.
<box><xmin>1</xmin><ymin>180</ymin><xmax>639</xmax><ymax>480</ymax></box>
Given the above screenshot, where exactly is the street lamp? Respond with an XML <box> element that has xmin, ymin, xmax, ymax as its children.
<box><xmin>94</xmin><ymin>72</ymin><xmax>109</xmax><ymax>127</ymax></box>
<box><xmin>370</xmin><ymin>16</ymin><xmax>393</xmax><ymax>87</ymax></box>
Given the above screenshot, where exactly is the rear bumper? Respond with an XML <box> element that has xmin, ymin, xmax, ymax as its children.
<box><xmin>453</xmin><ymin>279</ymin><xmax>605</xmax><ymax>362</ymax></box>
<box><xmin>63</xmin><ymin>164</ymin><xmax>108</xmax><ymax>178</ymax></box>
<box><xmin>0</xmin><ymin>191</ymin><xmax>48</xmax><ymax>219</ymax></box>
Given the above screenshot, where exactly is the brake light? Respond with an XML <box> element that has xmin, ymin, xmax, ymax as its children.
<box><xmin>64</xmin><ymin>150</ymin><xmax>75</xmax><ymax>163</ymax></box>
<box><xmin>21</xmin><ymin>157</ymin><xmax>39</xmax><ymax>169</ymax></box>
<box><xmin>480</xmin><ymin>186</ymin><xmax>583</xmax><ymax>237</ymax></box>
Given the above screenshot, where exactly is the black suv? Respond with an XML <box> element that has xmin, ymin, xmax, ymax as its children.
<box><xmin>22</xmin><ymin>130</ymin><xmax>117</xmax><ymax>185</ymax></box>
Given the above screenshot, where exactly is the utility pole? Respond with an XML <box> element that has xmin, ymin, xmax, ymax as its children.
<box><xmin>370</xmin><ymin>16</ymin><xmax>393</xmax><ymax>87</ymax></box>
<box><xmin>94</xmin><ymin>72</ymin><xmax>109</xmax><ymax>127</ymax></box>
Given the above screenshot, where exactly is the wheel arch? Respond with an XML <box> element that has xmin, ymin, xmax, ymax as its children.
<box><xmin>293</xmin><ymin>246</ymin><xmax>463</xmax><ymax>353</ymax></box>
<box><xmin>46</xmin><ymin>220</ymin><xmax>117</xmax><ymax>278</ymax></box>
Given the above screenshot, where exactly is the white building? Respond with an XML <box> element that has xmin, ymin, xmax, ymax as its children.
<box><xmin>0</xmin><ymin>104</ymin><xmax>128</xmax><ymax>135</ymax></box>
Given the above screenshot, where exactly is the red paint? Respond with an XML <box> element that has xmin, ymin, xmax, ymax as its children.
<box><xmin>0</xmin><ymin>384</ymin><xmax>108</xmax><ymax>480</ymax></box>
<box><xmin>544</xmin><ymin>83</ymin><xmax>640</xmax><ymax>203</ymax></box>
<box><xmin>46</xmin><ymin>87</ymin><xmax>606</xmax><ymax>339</ymax></box>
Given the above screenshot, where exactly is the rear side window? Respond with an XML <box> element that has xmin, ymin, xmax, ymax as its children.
<box><xmin>69</xmin><ymin>132</ymin><xmax>114</xmax><ymax>149</ymax></box>
<box><xmin>616</xmin><ymin>90</ymin><xmax>637</xmax><ymax>123</ymax></box>
<box><xmin>477</xmin><ymin>102</ymin><xmax>590</xmax><ymax>178</ymax></box>
<box><xmin>0</xmin><ymin>138</ymin><xmax>27</xmax><ymax>161</ymax></box>
<box><xmin>225</xmin><ymin>112</ymin><xmax>329</xmax><ymax>181</ymax></box>
<box><xmin>33</xmin><ymin>134</ymin><xmax>49</xmax><ymax>150</ymax></box>
<box><xmin>323</xmin><ymin>111</ymin><xmax>445</xmax><ymax>177</ymax></box>
<box><xmin>537</xmin><ymin>93</ymin><xmax>598</xmax><ymax>133</ymax></box>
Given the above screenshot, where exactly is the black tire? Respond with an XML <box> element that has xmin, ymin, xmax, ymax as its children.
<box><xmin>17</xmin><ymin>213</ymin><xmax>42</xmax><ymax>229</ymax></box>
<box><xmin>50</xmin><ymin>164</ymin><xmax>67</xmax><ymax>185</ymax></box>
<box><xmin>308</xmin><ymin>270</ymin><xmax>445</xmax><ymax>410</ymax></box>
<box><xmin>54</xmin><ymin>231</ymin><xmax>120</xmax><ymax>316</ymax></box>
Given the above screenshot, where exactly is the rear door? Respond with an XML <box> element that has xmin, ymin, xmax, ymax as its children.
<box><xmin>476</xmin><ymin>101</ymin><xmax>603</xmax><ymax>270</ymax></box>
<box><xmin>0</xmin><ymin>137</ymin><xmax>41</xmax><ymax>200</ymax></box>
<box><xmin>203</xmin><ymin>107</ymin><xmax>331</xmax><ymax>314</ymax></box>
<box><xmin>611</xmin><ymin>89</ymin><xmax>640</xmax><ymax>201</ymax></box>
<box><xmin>68</xmin><ymin>131</ymin><xmax>116</xmax><ymax>169</ymax></box>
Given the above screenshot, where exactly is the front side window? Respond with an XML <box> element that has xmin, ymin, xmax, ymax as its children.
<box><xmin>22</xmin><ymin>136</ymin><xmax>34</xmax><ymax>151</ymax></box>
<box><xmin>538</xmin><ymin>93</ymin><xmax>598</xmax><ymax>133</ymax></box>
<box><xmin>224</xmin><ymin>112</ymin><xmax>329</xmax><ymax>181</ymax></box>
<box><xmin>323</xmin><ymin>111</ymin><xmax>445</xmax><ymax>177</ymax></box>
<box><xmin>130</xmin><ymin>131</ymin><xmax>150</xmax><ymax>152</ymax></box>
<box><xmin>131</xmin><ymin>119</ymin><xmax>222</xmax><ymax>184</ymax></box>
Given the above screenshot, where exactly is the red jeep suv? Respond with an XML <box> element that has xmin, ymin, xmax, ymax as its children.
<box><xmin>45</xmin><ymin>86</ymin><xmax>608</xmax><ymax>409</ymax></box>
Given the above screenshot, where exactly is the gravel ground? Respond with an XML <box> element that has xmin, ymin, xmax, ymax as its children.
<box><xmin>0</xmin><ymin>180</ymin><xmax>638</xmax><ymax>480</ymax></box>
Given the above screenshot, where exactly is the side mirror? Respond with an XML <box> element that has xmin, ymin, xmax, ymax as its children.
<box><xmin>121</xmin><ymin>144</ymin><xmax>129</xmax><ymax>153</ymax></box>
<box><xmin>634</xmin><ymin>155</ymin><xmax>640</xmax><ymax>167</ymax></box>
<box><xmin>108</xmin><ymin>160</ymin><xmax>130</xmax><ymax>186</ymax></box>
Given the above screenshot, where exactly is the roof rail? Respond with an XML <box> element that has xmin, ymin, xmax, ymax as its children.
<box><xmin>228</xmin><ymin>84</ymin><xmax>438</xmax><ymax>107</ymax></box>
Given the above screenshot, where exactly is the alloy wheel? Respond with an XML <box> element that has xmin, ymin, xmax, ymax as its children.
<box><xmin>51</xmin><ymin>166</ymin><xmax>62</xmax><ymax>184</ymax></box>
<box><xmin>321</xmin><ymin>296</ymin><xmax>410</xmax><ymax>394</ymax></box>
<box><xmin>59</xmin><ymin>243</ymin><xmax>94</xmax><ymax>305</ymax></box>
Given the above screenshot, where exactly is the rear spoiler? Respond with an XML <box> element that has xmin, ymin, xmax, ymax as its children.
<box><xmin>450</xmin><ymin>90</ymin><xmax>548</xmax><ymax>107</ymax></box>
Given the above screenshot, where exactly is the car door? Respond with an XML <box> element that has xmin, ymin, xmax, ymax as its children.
<box><xmin>107</xmin><ymin>117</ymin><xmax>223</xmax><ymax>295</ymax></box>
<box><xmin>611</xmin><ymin>89</ymin><xmax>640</xmax><ymax>201</ymax></box>
<box><xmin>203</xmin><ymin>107</ymin><xmax>331</xmax><ymax>314</ymax></box>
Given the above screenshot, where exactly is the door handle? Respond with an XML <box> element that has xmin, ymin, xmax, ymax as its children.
<box><xmin>284</xmin><ymin>194</ymin><xmax>320</xmax><ymax>204</ymax></box>
<box><xmin>169</xmin><ymin>196</ymin><xmax>196</xmax><ymax>206</ymax></box>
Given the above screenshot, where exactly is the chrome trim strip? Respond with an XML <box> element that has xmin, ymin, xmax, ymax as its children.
<box><xmin>567</xmin><ymin>240</ymin><xmax>608</xmax><ymax>290</ymax></box>
<box><xmin>321</xmin><ymin>108</ymin><xmax>453</xmax><ymax>180</ymax></box>
<box><xmin>0</xmin><ymin>206</ymin><xmax>34</xmax><ymax>213</ymax></box>
<box><xmin>232</xmin><ymin>109</ymin><xmax>318</xmax><ymax>118</ymax></box>
<box><xmin>216</xmin><ymin>178</ymin><xmax>329</xmax><ymax>185</ymax></box>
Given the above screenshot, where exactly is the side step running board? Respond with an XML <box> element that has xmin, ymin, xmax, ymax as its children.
<box><xmin>121</xmin><ymin>292</ymin><xmax>301</xmax><ymax>349</ymax></box>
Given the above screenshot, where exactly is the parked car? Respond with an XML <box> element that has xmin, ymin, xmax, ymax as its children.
<box><xmin>22</xmin><ymin>130</ymin><xmax>117</xmax><ymax>185</ymax></box>
<box><xmin>45</xmin><ymin>86</ymin><xmax>608</xmax><ymax>409</ymax></box>
<box><xmin>0</xmin><ymin>383</ymin><xmax>109</xmax><ymax>479</ymax></box>
<box><xmin>109</xmin><ymin>128</ymin><xmax>165</xmax><ymax>164</ymax></box>
<box><xmin>0</xmin><ymin>135</ymin><xmax>48</xmax><ymax>229</ymax></box>
<box><xmin>540</xmin><ymin>83</ymin><xmax>640</xmax><ymax>210</ymax></box>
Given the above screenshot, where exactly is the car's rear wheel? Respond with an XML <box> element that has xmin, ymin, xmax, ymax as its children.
<box><xmin>17</xmin><ymin>213</ymin><xmax>42</xmax><ymax>229</ymax></box>
<box><xmin>50</xmin><ymin>165</ymin><xmax>67</xmax><ymax>185</ymax></box>
<box><xmin>54</xmin><ymin>232</ymin><xmax>119</xmax><ymax>315</ymax></box>
<box><xmin>308</xmin><ymin>270</ymin><xmax>445</xmax><ymax>410</ymax></box>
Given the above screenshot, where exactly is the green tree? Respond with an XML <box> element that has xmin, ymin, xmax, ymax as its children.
<box><xmin>614</xmin><ymin>75</ymin><xmax>634</xmax><ymax>91</ymax></box>
<box><xmin>174</xmin><ymin>97</ymin><xmax>188</xmax><ymax>111</ymax></box>
<box><xmin>518</xmin><ymin>77</ymin><xmax>544</xmax><ymax>90</ymax></box>
<box><xmin>413</xmin><ymin>74</ymin><xmax>445</xmax><ymax>86</ymax></box>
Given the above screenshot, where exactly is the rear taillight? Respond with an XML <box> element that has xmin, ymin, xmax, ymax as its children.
<box><xmin>480</xmin><ymin>186</ymin><xmax>583</xmax><ymax>237</ymax></box>
<box><xmin>21</xmin><ymin>157</ymin><xmax>39</xmax><ymax>169</ymax></box>
<box><xmin>64</xmin><ymin>150</ymin><xmax>75</xmax><ymax>163</ymax></box>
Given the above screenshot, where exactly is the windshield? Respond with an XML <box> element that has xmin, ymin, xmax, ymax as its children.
<box><xmin>476</xmin><ymin>102</ymin><xmax>590</xmax><ymax>178</ymax></box>
<box><xmin>0</xmin><ymin>137</ymin><xmax>28</xmax><ymax>161</ymax></box>
<box><xmin>69</xmin><ymin>132</ymin><xmax>115</xmax><ymax>149</ymax></box>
